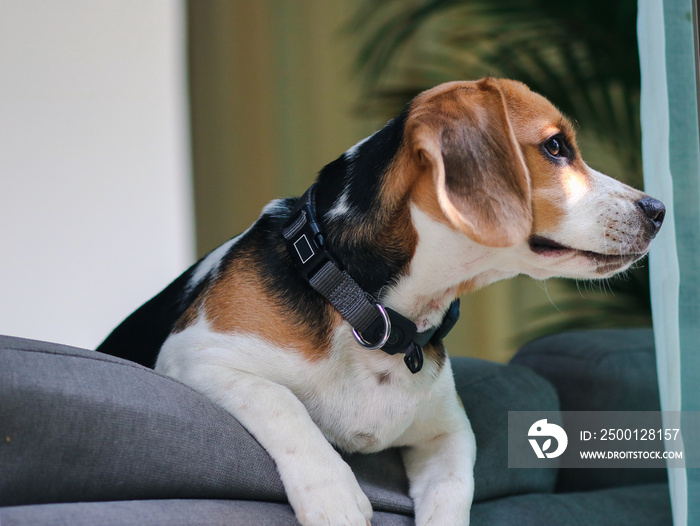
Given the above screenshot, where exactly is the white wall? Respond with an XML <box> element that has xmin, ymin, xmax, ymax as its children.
<box><xmin>0</xmin><ymin>1</ymin><xmax>194</xmax><ymax>349</ymax></box>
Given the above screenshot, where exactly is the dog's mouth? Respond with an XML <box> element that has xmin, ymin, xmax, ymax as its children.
<box><xmin>528</xmin><ymin>235</ymin><xmax>646</xmax><ymax>267</ymax></box>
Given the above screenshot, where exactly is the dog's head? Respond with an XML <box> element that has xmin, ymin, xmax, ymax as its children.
<box><xmin>402</xmin><ymin>78</ymin><xmax>664</xmax><ymax>280</ymax></box>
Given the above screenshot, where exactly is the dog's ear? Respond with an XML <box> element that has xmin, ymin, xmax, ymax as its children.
<box><xmin>410</xmin><ymin>80</ymin><xmax>532</xmax><ymax>247</ymax></box>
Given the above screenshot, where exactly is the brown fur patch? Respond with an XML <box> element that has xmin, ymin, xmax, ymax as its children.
<box><xmin>409</xmin><ymin>164</ymin><xmax>452</xmax><ymax>226</ymax></box>
<box><xmin>496</xmin><ymin>79</ymin><xmax>591</xmax><ymax>234</ymax></box>
<box><xmin>377</xmin><ymin>142</ymin><xmax>418</xmax><ymax>213</ymax></box>
<box><xmin>376</xmin><ymin>371</ymin><xmax>391</xmax><ymax>385</ymax></box>
<box><xmin>201</xmin><ymin>251</ymin><xmax>339</xmax><ymax>361</ymax></box>
<box><xmin>456</xmin><ymin>279</ymin><xmax>479</xmax><ymax>297</ymax></box>
<box><xmin>523</xmin><ymin>146</ymin><xmax>566</xmax><ymax>233</ymax></box>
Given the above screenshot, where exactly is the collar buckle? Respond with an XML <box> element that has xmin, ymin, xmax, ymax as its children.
<box><xmin>283</xmin><ymin>202</ymin><xmax>336</xmax><ymax>282</ymax></box>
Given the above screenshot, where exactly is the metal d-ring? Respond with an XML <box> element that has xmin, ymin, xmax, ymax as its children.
<box><xmin>352</xmin><ymin>303</ymin><xmax>392</xmax><ymax>350</ymax></box>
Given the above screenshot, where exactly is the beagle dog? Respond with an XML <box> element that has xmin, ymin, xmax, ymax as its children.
<box><xmin>98</xmin><ymin>78</ymin><xmax>665</xmax><ymax>526</ymax></box>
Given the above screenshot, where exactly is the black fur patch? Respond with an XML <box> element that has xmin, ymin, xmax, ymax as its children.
<box><xmin>313</xmin><ymin>107</ymin><xmax>412</xmax><ymax>297</ymax></box>
<box><xmin>316</xmin><ymin>106</ymin><xmax>410</xmax><ymax>218</ymax></box>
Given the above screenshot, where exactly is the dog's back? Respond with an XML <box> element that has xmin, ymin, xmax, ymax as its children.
<box><xmin>96</xmin><ymin>265</ymin><xmax>197</xmax><ymax>367</ymax></box>
<box><xmin>96</xmin><ymin>198</ymin><xmax>307</xmax><ymax>367</ymax></box>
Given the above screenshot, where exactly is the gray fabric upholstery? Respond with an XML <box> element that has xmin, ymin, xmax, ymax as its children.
<box><xmin>1</xmin><ymin>500</ymin><xmax>413</xmax><ymax>526</ymax></box>
<box><xmin>2</xmin><ymin>500</ymin><xmax>304</xmax><ymax>526</ymax></box>
<box><xmin>511</xmin><ymin>329</ymin><xmax>667</xmax><ymax>493</ymax></box>
<box><xmin>1</xmin><ymin>336</ymin><xmax>284</xmax><ymax>508</ymax></box>
<box><xmin>512</xmin><ymin>328</ymin><xmax>661</xmax><ymax>413</ymax></box>
<box><xmin>0</xmin><ymin>335</ymin><xmax>416</xmax><ymax>514</ymax></box>
<box><xmin>0</xmin><ymin>331</ymin><xmax>671</xmax><ymax>525</ymax></box>
<box><xmin>452</xmin><ymin>357</ymin><xmax>559</xmax><ymax>501</ymax></box>
<box><xmin>470</xmin><ymin>482</ymin><xmax>671</xmax><ymax>526</ymax></box>
<box><xmin>1</xmin><ymin>484</ymin><xmax>670</xmax><ymax>526</ymax></box>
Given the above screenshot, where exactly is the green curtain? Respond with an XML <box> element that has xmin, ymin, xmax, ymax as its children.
<box><xmin>639</xmin><ymin>0</ymin><xmax>700</xmax><ymax>524</ymax></box>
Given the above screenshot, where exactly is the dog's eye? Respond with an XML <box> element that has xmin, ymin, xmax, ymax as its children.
<box><xmin>544</xmin><ymin>136</ymin><xmax>562</xmax><ymax>158</ymax></box>
<box><xmin>542</xmin><ymin>134</ymin><xmax>574</xmax><ymax>163</ymax></box>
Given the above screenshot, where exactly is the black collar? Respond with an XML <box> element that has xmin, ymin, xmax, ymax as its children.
<box><xmin>281</xmin><ymin>184</ymin><xmax>460</xmax><ymax>374</ymax></box>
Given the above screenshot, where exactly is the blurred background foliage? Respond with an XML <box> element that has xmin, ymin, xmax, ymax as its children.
<box><xmin>350</xmin><ymin>0</ymin><xmax>653</xmax><ymax>339</ymax></box>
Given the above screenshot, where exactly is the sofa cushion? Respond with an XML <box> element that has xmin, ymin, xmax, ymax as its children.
<box><xmin>0</xmin><ymin>336</ymin><xmax>285</xmax><ymax>507</ymax></box>
<box><xmin>511</xmin><ymin>329</ymin><xmax>667</xmax><ymax>493</ymax></box>
<box><xmin>0</xmin><ymin>332</ymin><xmax>671</xmax><ymax>524</ymax></box>
<box><xmin>452</xmin><ymin>356</ymin><xmax>560</xmax><ymax>502</ymax></box>
<box><xmin>512</xmin><ymin>328</ymin><xmax>661</xmax><ymax>413</ymax></box>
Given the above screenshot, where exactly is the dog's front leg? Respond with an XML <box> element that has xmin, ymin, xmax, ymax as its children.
<box><xmin>176</xmin><ymin>363</ymin><xmax>373</xmax><ymax>526</ymax></box>
<box><xmin>402</xmin><ymin>405</ymin><xmax>476</xmax><ymax>526</ymax></box>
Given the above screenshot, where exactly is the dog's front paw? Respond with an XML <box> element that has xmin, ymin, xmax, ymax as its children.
<box><xmin>285</xmin><ymin>459</ymin><xmax>372</xmax><ymax>526</ymax></box>
<box><xmin>414</xmin><ymin>476</ymin><xmax>473</xmax><ymax>526</ymax></box>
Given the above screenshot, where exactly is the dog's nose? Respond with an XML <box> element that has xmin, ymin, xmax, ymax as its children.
<box><xmin>637</xmin><ymin>196</ymin><xmax>666</xmax><ymax>235</ymax></box>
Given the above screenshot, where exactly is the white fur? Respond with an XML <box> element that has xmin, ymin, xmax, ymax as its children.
<box><xmin>384</xmin><ymin>206</ymin><xmax>516</xmax><ymax>331</ymax></box>
<box><xmin>326</xmin><ymin>186</ymin><xmax>352</xmax><ymax>220</ymax></box>
<box><xmin>344</xmin><ymin>134</ymin><xmax>374</xmax><ymax>161</ymax></box>
<box><xmin>187</xmin><ymin>236</ymin><xmax>239</xmax><ymax>292</ymax></box>
<box><xmin>157</xmin><ymin>322</ymin><xmax>373</xmax><ymax>524</ymax></box>
<box><xmin>157</xmin><ymin>307</ymin><xmax>475</xmax><ymax>526</ymax></box>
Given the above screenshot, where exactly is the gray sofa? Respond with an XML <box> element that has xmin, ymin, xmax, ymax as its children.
<box><xmin>0</xmin><ymin>329</ymin><xmax>671</xmax><ymax>525</ymax></box>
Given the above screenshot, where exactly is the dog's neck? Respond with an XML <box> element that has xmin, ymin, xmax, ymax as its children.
<box><xmin>309</xmin><ymin>114</ymin><xmax>514</xmax><ymax>331</ymax></box>
<box><xmin>283</xmin><ymin>184</ymin><xmax>462</xmax><ymax>372</ymax></box>
<box><xmin>384</xmin><ymin>206</ymin><xmax>517</xmax><ymax>331</ymax></box>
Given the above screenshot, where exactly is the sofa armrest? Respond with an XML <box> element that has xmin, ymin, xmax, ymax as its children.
<box><xmin>0</xmin><ymin>335</ymin><xmax>415</xmax><ymax>515</ymax></box>
<box><xmin>0</xmin><ymin>335</ymin><xmax>285</xmax><ymax>507</ymax></box>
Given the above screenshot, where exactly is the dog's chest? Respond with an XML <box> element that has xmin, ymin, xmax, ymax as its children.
<box><xmin>295</xmin><ymin>350</ymin><xmax>439</xmax><ymax>454</ymax></box>
<box><xmin>158</xmin><ymin>319</ymin><xmax>443</xmax><ymax>455</ymax></box>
